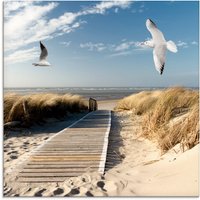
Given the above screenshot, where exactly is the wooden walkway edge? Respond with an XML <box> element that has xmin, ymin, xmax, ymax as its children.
<box><xmin>17</xmin><ymin>110</ymin><xmax>111</xmax><ymax>183</ymax></box>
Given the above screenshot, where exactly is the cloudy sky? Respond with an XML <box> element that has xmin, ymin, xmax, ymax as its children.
<box><xmin>4</xmin><ymin>1</ymin><xmax>199</xmax><ymax>88</ymax></box>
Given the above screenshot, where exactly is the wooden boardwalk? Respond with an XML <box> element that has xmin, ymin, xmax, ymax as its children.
<box><xmin>17</xmin><ymin>110</ymin><xmax>111</xmax><ymax>183</ymax></box>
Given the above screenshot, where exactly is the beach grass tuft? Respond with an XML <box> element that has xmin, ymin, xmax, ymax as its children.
<box><xmin>4</xmin><ymin>93</ymin><xmax>88</xmax><ymax>126</ymax></box>
<box><xmin>116</xmin><ymin>87</ymin><xmax>199</xmax><ymax>152</ymax></box>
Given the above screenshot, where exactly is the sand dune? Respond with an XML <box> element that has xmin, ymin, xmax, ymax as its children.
<box><xmin>3</xmin><ymin>97</ymin><xmax>199</xmax><ymax>197</ymax></box>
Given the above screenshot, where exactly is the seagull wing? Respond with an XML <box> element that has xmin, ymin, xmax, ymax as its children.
<box><xmin>167</xmin><ymin>40</ymin><xmax>178</xmax><ymax>53</ymax></box>
<box><xmin>39</xmin><ymin>41</ymin><xmax>48</xmax><ymax>61</ymax></box>
<box><xmin>146</xmin><ymin>19</ymin><xmax>165</xmax><ymax>43</ymax></box>
<box><xmin>153</xmin><ymin>45</ymin><xmax>166</xmax><ymax>75</ymax></box>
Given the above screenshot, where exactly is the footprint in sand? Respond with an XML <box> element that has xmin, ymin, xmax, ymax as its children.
<box><xmin>34</xmin><ymin>189</ymin><xmax>46</xmax><ymax>197</ymax></box>
<box><xmin>23</xmin><ymin>142</ymin><xmax>29</xmax><ymax>145</ymax></box>
<box><xmin>97</xmin><ymin>181</ymin><xmax>106</xmax><ymax>192</ymax></box>
<box><xmin>44</xmin><ymin>137</ymin><xmax>49</xmax><ymax>140</ymax></box>
<box><xmin>7</xmin><ymin>150</ymin><xmax>18</xmax><ymax>155</ymax></box>
<box><xmin>10</xmin><ymin>155</ymin><xmax>18</xmax><ymax>159</ymax></box>
<box><xmin>85</xmin><ymin>191</ymin><xmax>94</xmax><ymax>197</ymax></box>
<box><xmin>8</xmin><ymin>141</ymin><xmax>13</xmax><ymax>145</ymax></box>
<box><xmin>4</xmin><ymin>186</ymin><xmax>12</xmax><ymax>196</ymax></box>
<box><xmin>65</xmin><ymin>188</ymin><xmax>80</xmax><ymax>196</ymax></box>
<box><xmin>53</xmin><ymin>188</ymin><xmax>64</xmax><ymax>196</ymax></box>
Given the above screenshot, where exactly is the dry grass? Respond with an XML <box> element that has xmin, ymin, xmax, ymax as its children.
<box><xmin>115</xmin><ymin>90</ymin><xmax>162</xmax><ymax>115</ymax></box>
<box><xmin>116</xmin><ymin>87</ymin><xmax>199</xmax><ymax>152</ymax></box>
<box><xmin>4</xmin><ymin>93</ymin><xmax>88</xmax><ymax>126</ymax></box>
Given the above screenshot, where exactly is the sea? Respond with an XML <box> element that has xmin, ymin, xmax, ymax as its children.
<box><xmin>4</xmin><ymin>87</ymin><xmax>198</xmax><ymax>101</ymax></box>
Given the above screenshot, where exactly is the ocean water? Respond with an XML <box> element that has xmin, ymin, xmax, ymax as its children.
<box><xmin>3</xmin><ymin>87</ymin><xmax>198</xmax><ymax>101</ymax></box>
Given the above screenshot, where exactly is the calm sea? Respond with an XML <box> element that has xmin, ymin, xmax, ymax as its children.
<box><xmin>4</xmin><ymin>87</ymin><xmax>198</xmax><ymax>101</ymax></box>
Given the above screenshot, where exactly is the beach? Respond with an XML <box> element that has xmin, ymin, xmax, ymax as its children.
<box><xmin>3</xmin><ymin>0</ymin><xmax>199</xmax><ymax>197</ymax></box>
<box><xmin>3</xmin><ymin>93</ymin><xmax>199</xmax><ymax>196</ymax></box>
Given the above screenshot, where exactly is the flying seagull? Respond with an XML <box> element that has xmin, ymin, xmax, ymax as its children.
<box><xmin>32</xmin><ymin>41</ymin><xmax>51</xmax><ymax>66</ymax></box>
<box><xmin>141</xmin><ymin>19</ymin><xmax>177</xmax><ymax>75</ymax></box>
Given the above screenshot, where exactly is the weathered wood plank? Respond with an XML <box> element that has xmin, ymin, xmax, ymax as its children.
<box><xmin>17</xmin><ymin>177</ymin><xmax>67</xmax><ymax>182</ymax></box>
<box><xmin>30</xmin><ymin>158</ymin><xmax>101</xmax><ymax>161</ymax></box>
<box><xmin>31</xmin><ymin>155</ymin><xmax>101</xmax><ymax>159</ymax></box>
<box><xmin>33</xmin><ymin>153</ymin><xmax>103</xmax><ymax>156</ymax></box>
<box><xmin>27</xmin><ymin>161</ymin><xmax>100</xmax><ymax>165</ymax></box>
<box><xmin>19</xmin><ymin>172</ymin><xmax>90</xmax><ymax>177</ymax></box>
<box><xmin>23</xmin><ymin>165</ymin><xmax>100</xmax><ymax>169</ymax></box>
<box><xmin>32</xmin><ymin>151</ymin><xmax>102</xmax><ymax>154</ymax></box>
<box><xmin>20</xmin><ymin>168</ymin><xmax>102</xmax><ymax>173</ymax></box>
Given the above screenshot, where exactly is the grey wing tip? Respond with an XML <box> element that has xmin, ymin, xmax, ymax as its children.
<box><xmin>40</xmin><ymin>41</ymin><xmax>45</xmax><ymax>50</ymax></box>
<box><xmin>148</xmin><ymin>18</ymin><xmax>157</xmax><ymax>27</ymax></box>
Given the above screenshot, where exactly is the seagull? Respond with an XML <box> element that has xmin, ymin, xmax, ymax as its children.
<box><xmin>32</xmin><ymin>41</ymin><xmax>51</xmax><ymax>66</ymax></box>
<box><xmin>141</xmin><ymin>19</ymin><xmax>177</xmax><ymax>75</ymax></box>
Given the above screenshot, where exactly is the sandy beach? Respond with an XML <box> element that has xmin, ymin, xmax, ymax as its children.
<box><xmin>3</xmin><ymin>98</ymin><xmax>199</xmax><ymax>197</ymax></box>
<box><xmin>3</xmin><ymin>0</ymin><xmax>199</xmax><ymax>197</ymax></box>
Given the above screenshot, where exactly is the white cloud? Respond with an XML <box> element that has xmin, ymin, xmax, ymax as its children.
<box><xmin>4</xmin><ymin>1</ymin><xmax>133</xmax><ymax>64</ymax></box>
<box><xmin>114</xmin><ymin>8</ymin><xmax>119</xmax><ymax>13</ymax></box>
<box><xmin>191</xmin><ymin>41</ymin><xmax>198</xmax><ymax>45</ymax></box>
<box><xmin>114</xmin><ymin>41</ymin><xmax>135</xmax><ymax>51</ymax></box>
<box><xmin>60</xmin><ymin>41</ymin><xmax>71</xmax><ymax>47</ymax></box>
<box><xmin>4</xmin><ymin>47</ymin><xmax>39</xmax><ymax>65</ymax></box>
<box><xmin>80</xmin><ymin>39</ymin><xmax>198</xmax><ymax>57</ymax></box>
<box><xmin>80</xmin><ymin>42</ymin><xmax>106</xmax><ymax>52</ymax></box>
<box><xmin>4</xmin><ymin>2</ymin><xmax>59</xmax><ymax>51</ymax></box>
<box><xmin>4</xmin><ymin>1</ymin><xmax>132</xmax><ymax>52</ymax></box>
<box><xmin>4</xmin><ymin>1</ymin><xmax>32</xmax><ymax>17</ymax></box>
<box><xmin>131</xmin><ymin>3</ymin><xmax>148</xmax><ymax>14</ymax></box>
<box><xmin>80</xmin><ymin>39</ymin><xmax>150</xmax><ymax>56</ymax></box>
<box><xmin>177</xmin><ymin>41</ymin><xmax>188</xmax><ymax>48</ymax></box>
<box><xmin>80</xmin><ymin>1</ymin><xmax>131</xmax><ymax>15</ymax></box>
<box><xmin>109</xmin><ymin>51</ymin><xmax>132</xmax><ymax>57</ymax></box>
<box><xmin>139</xmin><ymin>9</ymin><xmax>143</xmax><ymax>13</ymax></box>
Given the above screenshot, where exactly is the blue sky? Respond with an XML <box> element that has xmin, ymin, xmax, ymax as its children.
<box><xmin>4</xmin><ymin>1</ymin><xmax>199</xmax><ymax>88</ymax></box>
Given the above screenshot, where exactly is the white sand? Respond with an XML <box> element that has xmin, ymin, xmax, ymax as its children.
<box><xmin>3</xmin><ymin>101</ymin><xmax>199</xmax><ymax>197</ymax></box>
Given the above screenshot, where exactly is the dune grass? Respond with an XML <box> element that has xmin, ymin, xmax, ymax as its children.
<box><xmin>116</xmin><ymin>87</ymin><xmax>199</xmax><ymax>152</ymax></box>
<box><xmin>116</xmin><ymin>90</ymin><xmax>162</xmax><ymax>115</ymax></box>
<box><xmin>4</xmin><ymin>93</ymin><xmax>88</xmax><ymax>126</ymax></box>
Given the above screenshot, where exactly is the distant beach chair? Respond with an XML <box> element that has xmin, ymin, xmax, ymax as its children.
<box><xmin>89</xmin><ymin>98</ymin><xmax>98</xmax><ymax>112</ymax></box>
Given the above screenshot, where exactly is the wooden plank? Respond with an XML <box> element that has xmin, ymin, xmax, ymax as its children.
<box><xmin>30</xmin><ymin>158</ymin><xmax>101</xmax><ymax>161</ymax></box>
<box><xmin>23</xmin><ymin>165</ymin><xmax>100</xmax><ymax>169</ymax></box>
<box><xmin>39</xmin><ymin>146</ymin><xmax>103</xmax><ymax>148</ymax></box>
<box><xmin>39</xmin><ymin>144</ymin><xmax>104</xmax><ymax>147</ymax></box>
<box><xmin>33</xmin><ymin>153</ymin><xmax>103</xmax><ymax>156</ymax></box>
<box><xmin>32</xmin><ymin>151</ymin><xmax>102</xmax><ymax>154</ymax></box>
<box><xmin>38</xmin><ymin>148</ymin><xmax>103</xmax><ymax>152</ymax></box>
<box><xmin>17</xmin><ymin>177</ymin><xmax>67</xmax><ymax>182</ymax></box>
<box><xmin>31</xmin><ymin>155</ymin><xmax>101</xmax><ymax>159</ymax></box>
<box><xmin>42</xmin><ymin>142</ymin><xmax>104</xmax><ymax>145</ymax></box>
<box><xmin>20</xmin><ymin>168</ymin><xmax>102</xmax><ymax>173</ymax></box>
<box><xmin>27</xmin><ymin>161</ymin><xmax>100</xmax><ymax>165</ymax></box>
<box><xmin>18</xmin><ymin>172</ymin><xmax>89</xmax><ymax>177</ymax></box>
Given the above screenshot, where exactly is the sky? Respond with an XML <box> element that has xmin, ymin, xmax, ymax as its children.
<box><xmin>3</xmin><ymin>1</ymin><xmax>199</xmax><ymax>88</ymax></box>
